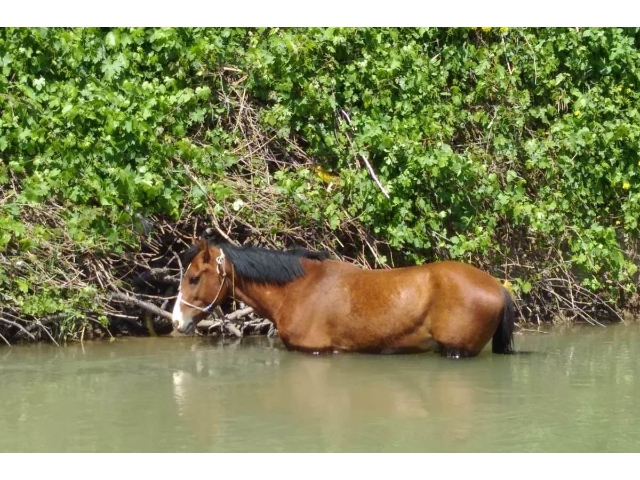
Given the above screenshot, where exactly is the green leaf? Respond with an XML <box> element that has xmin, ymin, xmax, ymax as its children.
<box><xmin>33</xmin><ymin>77</ymin><xmax>46</xmax><ymax>91</ymax></box>
<box><xmin>105</xmin><ymin>32</ymin><xmax>117</xmax><ymax>48</ymax></box>
<box><xmin>195</xmin><ymin>86</ymin><xmax>211</xmax><ymax>100</ymax></box>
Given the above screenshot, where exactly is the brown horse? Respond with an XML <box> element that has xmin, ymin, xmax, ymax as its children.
<box><xmin>172</xmin><ymin>239</ymin><xmax>516</xmax><ymax>357</ymax></box>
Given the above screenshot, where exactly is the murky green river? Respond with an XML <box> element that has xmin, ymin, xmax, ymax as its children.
<box><xmin>1</xmin><ymin>324</ymin><xmax>639</xmax><ymax>452</ymax></box>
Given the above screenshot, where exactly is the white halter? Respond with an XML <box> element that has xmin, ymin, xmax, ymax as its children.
<box><xmin>179</xmin><ymin>249</ymin><xmax>227</xmax><ymax>313</ymax></box>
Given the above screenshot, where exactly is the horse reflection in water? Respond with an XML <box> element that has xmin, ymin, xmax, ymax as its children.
<box><xmin>172</xmin><ymin>239</ymin><xmax>516</xmax><ymax>357</ymax></box>
<box><xmin>260</xmin><ymin>354</ymin><xmax>482</xmax><ymax>447</ymax></box>
<box><xmin>167</xmin><ymin>345</ymin><xmax>484</xmax><ymax>451</ymax></box>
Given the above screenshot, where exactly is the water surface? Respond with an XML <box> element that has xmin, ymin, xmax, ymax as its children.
<box><xmin>1</xmin><ymin>324</ymin><xmax>639</xmax><ymax>452</ymax></box>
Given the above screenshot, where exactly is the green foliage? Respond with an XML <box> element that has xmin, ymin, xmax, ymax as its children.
<box><xmin>240</xmin><ymin>27</ymin><xmax>640</xmax><ymax>298</ymax></box>
<box><xmin>1</xmin><ymin>27</ymin><xmax>640</xmax><ymax>331</ymax></box>
<box><xmin>1</xmin><ymin>28</ymin><xmax>248</xmax><ymax>250</ymax></box>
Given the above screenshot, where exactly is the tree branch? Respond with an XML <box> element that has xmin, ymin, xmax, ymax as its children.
<box><xmin>108</xmin><ymin>292</ymin><xmax>173</xmax><ymax>321</ymax></box>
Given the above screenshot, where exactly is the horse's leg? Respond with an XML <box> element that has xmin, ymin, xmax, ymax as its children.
<box><xmin>429</xmin><ymin>307</ymin><xmax>500</xmax><ymax>358</ymax></box>
<box><xmin>277</xmin><ymin>310</ymin><xmax>335</xmax><ymax>353</ymax></box>
<box><xmin>426</xmin><ymin>286</ymin><xmax>505</xmax><ymax>358</ymax></box>
<box><xmin>436</xmin><ymin>343</ymin><xmax>478</xmax><ymax>359</ymax></box>
<box><xmin>432</xmin><ymin>316</ymin><xmax>497</xmax><ymax>358</ymax></box>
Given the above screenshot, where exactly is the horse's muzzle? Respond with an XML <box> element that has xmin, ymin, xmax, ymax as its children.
<box><xmin>174</xmin><ymin>321</ymin><xmax>196</xmax><ymax>335</ymax></box>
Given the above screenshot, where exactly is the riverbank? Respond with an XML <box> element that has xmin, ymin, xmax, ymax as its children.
<box><xmin>1</xmin><ymin>202</ymin><xmax>639</xmax><ymax>346</ymax></box>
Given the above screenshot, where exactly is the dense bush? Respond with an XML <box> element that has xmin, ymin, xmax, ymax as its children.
<box><xmin>1</xmin><ymin>28</ymin><xmax>639</xmax><ymax>342</ymax></box>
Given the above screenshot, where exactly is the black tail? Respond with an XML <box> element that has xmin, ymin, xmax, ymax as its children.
<box><xmin>492</xmin><ymin>287</ymin><xmax>516</xmax><ymax>354</ymax></box>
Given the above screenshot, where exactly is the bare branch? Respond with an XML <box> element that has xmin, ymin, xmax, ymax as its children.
<box><xmin>108</xmin><ymin>292</ymin><xmax>173</xmax><ymax>321</ymax></box>
<box><xmin>0</xmin><ymin>316</ymin><xmax>36</xmax><ymax>340</ymax></box>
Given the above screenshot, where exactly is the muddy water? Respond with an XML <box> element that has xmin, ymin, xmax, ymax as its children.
<box><xmin>1</xmin><ymin>324</ymin><xmax>639</xmax><ymax>452</ymax></box>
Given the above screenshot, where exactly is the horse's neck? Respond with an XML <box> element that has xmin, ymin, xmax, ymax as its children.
<box><xmin>229</xmin><ymin>258</ymin><xmax>320</xmax><ymax>327</ymax></box>
<box><xmin>231</xmin><ymin>277</ymin><xmax>295</xmax><ymax>326</ymax></box>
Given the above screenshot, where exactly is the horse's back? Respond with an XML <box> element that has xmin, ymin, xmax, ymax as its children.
<box><xmin>425</xmin><ymin>261</ymin><xmax>502</xmax><ymax>287</ymax></box>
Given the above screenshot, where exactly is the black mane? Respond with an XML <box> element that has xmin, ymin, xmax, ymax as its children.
<box><xmin>182</xmin><ymin>241</ymin><xmax>330</xmax><ymax>285</ymax></box>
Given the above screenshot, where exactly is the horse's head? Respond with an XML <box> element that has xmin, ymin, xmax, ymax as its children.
<box><xmin>172</xmin><ymin>238</ymin><xmax>231</xmax><ymax>335</ymax></box>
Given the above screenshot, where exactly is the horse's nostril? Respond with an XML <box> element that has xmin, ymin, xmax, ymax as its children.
<box><xmin>172</xmin><ymin>320</ymin><xmax>179</xmax><ymax>330</ymax></box>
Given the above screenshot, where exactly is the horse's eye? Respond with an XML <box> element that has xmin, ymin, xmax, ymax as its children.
<box><xmin>188</xmin><ymin>275</ymin><xmax>200</xmax><ymax>285</ymax></box>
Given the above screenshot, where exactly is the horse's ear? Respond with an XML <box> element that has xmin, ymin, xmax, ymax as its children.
<box><xmin>199</xmin><ymin>237</ymin><xmax>211</xmax><ymax>264</ymax></box>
